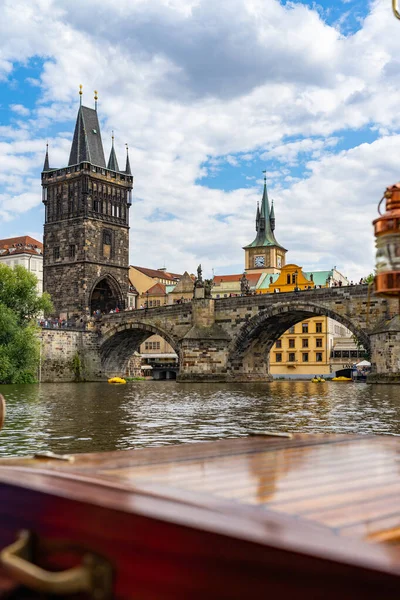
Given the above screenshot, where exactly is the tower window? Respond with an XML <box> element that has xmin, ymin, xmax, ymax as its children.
<box><xmin>286</xmin><ymin>274</ymin><xmax>290</xmax><ymax>284</ymax></box>
<box><xmin>53</xmin><ymin>247</ymin><xmax>60</xmax><ymax>260</ymax></box>
<box><xmin>302</xmin><ymin>323</ymin><xmax>309</xmax><ymax>333</ymax></box>
<box><xmin>69</xmin><ymin>244</ymin><xmax>76</xmax><ymax>259</ymax></box>
<box><xmin>103</xmin><ymin>230</ymin><xmax>112</xmax><ymax>258</ymax></box>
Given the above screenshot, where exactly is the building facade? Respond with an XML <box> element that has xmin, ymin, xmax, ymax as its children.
<box><xmin>0</xmin><ymin>236</ymin><xmax>43</xmax><ymax>294</ymax></box>
<box><xmin>42</xmin><ymin>95</ymin><xmax>133</xmax><ymax>317</ymax></box>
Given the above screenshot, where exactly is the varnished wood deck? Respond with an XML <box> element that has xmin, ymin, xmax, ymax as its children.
<box><xmin>1</xmin><ymin>433</ymin><xmax>400</xmax><ymax>546</ymax></box>
<box><xmin>1</xmin><ymin>433</ymin><xmax>400</xmax><ymax>598</ymax></box>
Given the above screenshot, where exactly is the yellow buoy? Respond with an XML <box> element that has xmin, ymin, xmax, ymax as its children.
<box><xmin>332</xmin><ymin>376</ymin><xmax>352</xmax><ymax>382</ymax></box>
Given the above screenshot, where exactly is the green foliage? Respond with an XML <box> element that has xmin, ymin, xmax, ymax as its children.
<box><xmin>72</xmin><ymin>351</ymin><xmax>84</xmax><ymax>382</ymax></box>
<box><xmin>0</xmin><ymin>264</ymin><xmax>52</xmax><ymax>323</ymax></box>
<box><xmin>364</xmin><ymin>273</ymin><xmax>375</xmax><ymax>284</ymax></box>
<box><xmin>125</xmin><ymin>376</ymin><xmax>146</xmax><ymax>381</ymax></box>
<box><xmin>0</xmin><ymin>265</ymin><xmax>52</xmax><ymax>384</ymax></box>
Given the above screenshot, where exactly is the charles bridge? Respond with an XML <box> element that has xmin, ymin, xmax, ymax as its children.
<box><xmin>40</xmin><ymin>285</ymin><xmax>400</xmax><ymax>383</ymax></box>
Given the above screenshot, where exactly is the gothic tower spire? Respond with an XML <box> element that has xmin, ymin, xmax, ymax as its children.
<box><xmin>43</xmin><ymin>142</ymin><xmax>49</xmax><ymax>171</ymax></box>
<box><xmin>125</xmin><ymin>143</ymin><xmax>132</xmax><ymax>175</ymax></box>
<box><xmin>107</xmin><ymin>131</ymin><xmax>120</xmax><ymax>172</ymax></box>
<box><xmin>68</xmin><ymin>85</ymin><xmax>106</xmax><ymax>167</ymax></box>
<box><xmin>270</xmin><ymin>199</ymin><xmax>275</xmax><ymax>231</ymax></box>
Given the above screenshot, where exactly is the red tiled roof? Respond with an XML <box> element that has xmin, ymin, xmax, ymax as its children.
<box><xmin>131</xmin><ymin>265</ymin><xmax>182</xmax><ymax>280</ymax></box>
<box><xmin>144</xmin><ymin>282</ymin><xmax>166</xmax><ymax>295</ymax></box>
<box><xmin>213</xmin><ymin>273</ymin><xmax>260</xmax><ymax>285</ymax></box>
<box><xmin>0</xmin><ymin>236</ymin><xmax>43</xmax><ymax>257</ymax></box>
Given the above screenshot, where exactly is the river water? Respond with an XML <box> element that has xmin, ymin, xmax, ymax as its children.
<box><xmin>0</xmin><ymin>381</ymin><xmax>399</xmax><ymax>457</ymax></box>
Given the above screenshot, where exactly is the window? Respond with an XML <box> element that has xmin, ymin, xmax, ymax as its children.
<box><xmin>316</xmin><ymin>352</ymin><xmax>323</xmax><ymax>362</ymax></box>
<box><xmin>53</xmin><ymin>247</ymin><xmax>60</xmax><ymax>260</ymax></box>
<box><xmin>316</xmin><ymin>338</ymin><xmax>323</xmax><ymax>348</ymax></box>
<box><xmin>93</xmin><ymin>199</ymin><xmax>99</xmax><ymax>212</ymax></box>
<box><xmin>302</xmin><ymin>353</ymin><xmax>309</xmax><ymax>362</ymax></box>
<box><xmin>316</xmin><ymin>322</ymin><xmax>323</xmax><ymax>333</ymax></box>
<box><xmin>31</xmin><ymin>261</ymin><xmax>37</xmax><ymax>271</ymax></box>
<box><xmin>145</xmin><ymin>341</ymin><xmax>161</xmax><ymax>350</ymax></box>
<box><xmin>302</xmin><ymin>323</ymin><xmax>309</xmax><ymax>333</ymax></box>
<box><xmin>288</xmin><ymin>338</ymin><xmax>295</xmax><ymax>348</ymax></box>
<box><xmin>275</xmin><ymin>353</ymin><xmax>282</xmax><ymax>362</ymax></box>
<box><xmin>69</xmin><ymin>244</ymin><xmax>76</xmax><ymax>259</ymax></box>
<box><xmin>288</xmin><ymin>352</ymin><xmax>296</xmax><ymax>362</ymax></box>
<box><xmin>292</xmin><ymin>274</ymin><xmax>296</xmax><ymax>284</ymax></box>
<box><xmin>286</xmin><ymin>274</ymin><xmax>291</xmax><ymax>284</ymax></box>
<box><xmin>275</xmin><ymin>339</ymin><xmax>282</xmax><ymax>348</ymax></box>
<box><xmin>288</xmin><ymin>326</ymin><xmax>295</xmax><ymax>334</ymax></box>
<box><xmin>302</xmin><ymin>339</ymin><xmax>309</xmax><ymax>348</ymax></box>
<box><xmin>103</xmin><ymin>230</ymin><xmax>112</xmax><ymax>258</ymax></box>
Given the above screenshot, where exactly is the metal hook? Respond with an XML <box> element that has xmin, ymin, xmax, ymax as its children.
<box><xmin>393</xmin><ymin>0</ymin><xmax>400</xmax><ymax>19</ymax></box>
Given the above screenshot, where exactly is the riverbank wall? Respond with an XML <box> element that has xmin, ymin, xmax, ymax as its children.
<box><xmin>40</xmin><ymin>330</ymin><xmax>103</xmax><ymax>382</ymax></box>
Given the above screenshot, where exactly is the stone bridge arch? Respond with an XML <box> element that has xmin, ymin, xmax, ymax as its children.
<box><xmin>99</xmin><ymin>321</ymin><xmax>181</xmax><ymax>377</ymax></box>
<box><xmin>228</xmin><ymin>300</ymin><xmax>370</xmax><ymax>380</ymax></box>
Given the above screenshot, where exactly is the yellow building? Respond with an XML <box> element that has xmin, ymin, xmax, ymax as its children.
<box><xmin>256</xmin><ymin>264</ymin><xmax>351</xmax><ymax>377</ymax></box>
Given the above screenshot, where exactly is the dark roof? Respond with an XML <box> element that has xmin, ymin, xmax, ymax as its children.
<box><xmin>107</xmin><ymin>144</ymin><xmax>119</xmax><ymax>172</ymax></box>
<box><xmin>68</xmin><ymin>106</ymin><xmax>106</xmax><ymax>168</ymax></box>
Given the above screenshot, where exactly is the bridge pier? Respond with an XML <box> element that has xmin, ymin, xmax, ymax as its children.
<box><xmin>368</xmin><ymin>316</ymin><xmax>400</xmax><ymax>384</ymax></box>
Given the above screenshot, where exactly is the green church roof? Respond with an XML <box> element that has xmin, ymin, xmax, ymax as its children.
<box><xmin>244</xmin><ymin>178</ymin><xmax>286</xmax><ymax>250</ymax></box>
<box><xmin>303</xmin><ymin>270</ymin><xmax>333</xmax><ymax>287</ymax></box>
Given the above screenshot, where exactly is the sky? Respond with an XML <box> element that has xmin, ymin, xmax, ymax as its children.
<box><xmin>0</xmin><ymin>0</ymin><xmax>399</xmax><ymax>281</ymax></box>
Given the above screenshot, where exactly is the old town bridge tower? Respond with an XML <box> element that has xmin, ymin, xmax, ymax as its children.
<box><xmin>42</xmin><ymin>90</ymin><xmax>133</xmax><ymax>317</ymax></box>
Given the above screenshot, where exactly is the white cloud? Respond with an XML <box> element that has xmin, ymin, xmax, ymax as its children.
<box><xmin>0</xmin><ymin>0</ymin><xmax>399</xmax><ymax>283</ymax></box>
<box><xmin>9</xmin><ymin>104</ymin><xmax>30</xmax><ymax>117</ymax></box>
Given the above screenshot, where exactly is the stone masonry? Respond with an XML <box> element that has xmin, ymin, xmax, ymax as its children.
<box><xmin>40</xmin><ymin>284</ymin><xmax>400</xmax><ymax>383</ymax></box>
<box><xmin>40</xmin><ymin>329</ymin><xmax>102</xmax><ymax>382</ymax></box>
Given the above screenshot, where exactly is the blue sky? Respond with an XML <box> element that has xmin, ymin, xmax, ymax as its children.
<box><xmin>0</xmin><ymin>0</ymin><xmax>400</xmax><ymax>280</ymax></box>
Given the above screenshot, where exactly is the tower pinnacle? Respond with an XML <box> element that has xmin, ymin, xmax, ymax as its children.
<box><xmin>107</xmin><ymin>131</ymin><xmax>120</xmax><ymax>172</ymax></box>
<box><xmin>125</xmin><ymin>143</ymin><xmax>132</xmax><ymax>175</ymax></box>
<box><xmin>43</xmin><ymin>142</ymin><xmax>49</xmax><ymax>171</ymax></box>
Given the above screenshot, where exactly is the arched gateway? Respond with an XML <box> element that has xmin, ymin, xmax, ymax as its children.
<box><xmin>90</xmin><ymin>275</ymin><xmax>124</xmax><ymax>314</ymax></box>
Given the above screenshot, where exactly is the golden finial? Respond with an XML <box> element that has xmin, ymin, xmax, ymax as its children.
<box><xmin>94</xmin><ymin>89</ymin><xmax>98</xmax><ymax>110</ymax></box>
<box><xmin>111</xmin><ymin>130</ymin><xmax>114</xmax><ymax>145</ymax></box>
<box><xmin>79</xmin><ymin>84</ymin><xmax>83</xmax><ymax>106</ymax></box>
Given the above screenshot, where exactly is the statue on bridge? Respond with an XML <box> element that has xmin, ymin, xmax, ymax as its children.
<box><xmin>193</xmin><ymin>264</ymin><xmax>212</xmax><ymax>299</ymax></box>
<box><xmin>240</xmin><ymin>272</ymin><xmax>250</xmax><ymax>295</ymax></box>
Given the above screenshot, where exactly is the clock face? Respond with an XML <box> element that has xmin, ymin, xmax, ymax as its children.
<box><xmin>254</xmin><ymin>255</ymin><xmax>265</xmax><ymax>267</ymax></box>
<box><xmin>277</xmin><ymin>255</ymin><xmax>282</xmax><ymax>268</ymax></box>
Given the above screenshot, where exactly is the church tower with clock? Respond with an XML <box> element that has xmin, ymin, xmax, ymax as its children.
<box><xmin>243</xmin><ymin>174</ymin><xmax>287</xmax><ymax>274</ymax></box>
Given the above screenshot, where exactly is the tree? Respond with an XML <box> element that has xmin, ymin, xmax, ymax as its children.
<box><xmin>364</xmin><ymin>273</ymin><xmax>374</xmax><ymax>284</ymax></box>
<box><xmin>0</xmin><ymin>265</ymin><xmax>53</xmax><ymax>384</ymax></box>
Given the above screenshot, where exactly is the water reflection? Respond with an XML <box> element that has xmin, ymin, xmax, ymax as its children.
<box><xmin>0</xmin><ymin>381</ymin><xmax>399</xmax><ymax>457</ymax></box>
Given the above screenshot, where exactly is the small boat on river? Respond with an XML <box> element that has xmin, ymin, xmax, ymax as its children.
<box><xmin>0</xmin><ymin>396</ymin><xmax>399</xmax><ymax>597</ymax></box>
